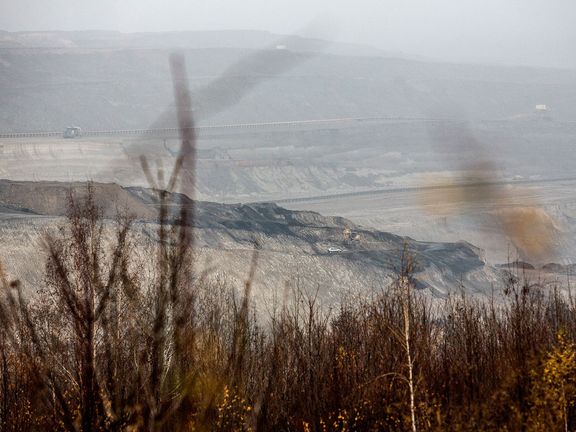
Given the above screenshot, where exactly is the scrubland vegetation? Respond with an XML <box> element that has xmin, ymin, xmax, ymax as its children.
<box><xmin>1</xmin><ymin>55</ymin><xmax>575</xmax><ymax>431</ymax></box>
<box><xmin>0</xmin><ymin>186</ymin><xmax>574</xmax><ymax>431</ymax></box>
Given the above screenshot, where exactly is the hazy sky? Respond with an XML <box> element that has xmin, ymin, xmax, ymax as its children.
<box><xmin>2</xmin><ymin>0</ymin><xmax>576</xmax><ymax>68</ymax></box>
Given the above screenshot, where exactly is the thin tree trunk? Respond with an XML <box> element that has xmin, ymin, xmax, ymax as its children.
<box><xmin>401</xmin><ymin>276</ymin><xmax>417</xmax><ymax>432</ymax></box>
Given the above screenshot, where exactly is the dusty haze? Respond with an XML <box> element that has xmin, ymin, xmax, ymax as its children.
<box><xmin>2</xmin><ymin>0</ymin><xmax>576</xmax><ymax>68</ymax></box>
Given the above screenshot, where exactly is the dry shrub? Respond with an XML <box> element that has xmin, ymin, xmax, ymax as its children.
<box><xmin>0</xmin><ymin>53</ymin><xmax>574</xmax><ymax>431</ymax></box>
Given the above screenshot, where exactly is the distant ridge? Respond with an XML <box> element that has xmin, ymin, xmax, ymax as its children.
<box><xmin>1</xmin><ymin>31</ymin><xmax>576</xmax><ymax>132</ymax></box>
<box><xmin>0</xmin><ymin>29</ymin><xmax>395</xmax><ymax>58</ymax></box>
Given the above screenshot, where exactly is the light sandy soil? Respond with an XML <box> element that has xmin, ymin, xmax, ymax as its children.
<box><xmin>1</xmin><ymin>119</ymin><xmax>575</xmax><ymax>266</ymax></box>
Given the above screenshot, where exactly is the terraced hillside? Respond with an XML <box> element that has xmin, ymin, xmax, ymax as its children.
<box><xmin>0</xmin><ymin>180</ymin><xmax>506</xmax><ymax>308</ymax></box>
<box><xmin>2</xmin><ymin>30</ymin><xmax>576</xmax><ymax>133</ymax></box>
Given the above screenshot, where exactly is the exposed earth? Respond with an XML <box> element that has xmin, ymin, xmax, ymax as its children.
<box><xmin>1</xmin><ymin>30</ymin><xmax>575</xmax><ymax>303</ymax></box>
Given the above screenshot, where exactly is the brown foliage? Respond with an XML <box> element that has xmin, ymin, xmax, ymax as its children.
<box><xmin>0</xmin><ymin>53</ymin><xmax>574</xmax><ymax>431</ymax></box>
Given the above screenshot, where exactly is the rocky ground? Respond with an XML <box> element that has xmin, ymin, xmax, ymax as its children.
<box><xmin>1</xmin><ymin>30</ymin><xmax>575</xmax><ymax>304</ymax></box>
<box><xmin>0</xmin><ymin>180</ymin><xmax>571</xmax><ymax>313</ymax></box>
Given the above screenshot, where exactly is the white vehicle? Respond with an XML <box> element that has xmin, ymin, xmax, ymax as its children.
<box><xmin>327</xmin><ymin>247</ymin><xmax>343</xmax><ymax>253</ymax></box>
<box><xmin>63</xmin><ymin>126</ymin><xmax>82</xmax><ymax>138</ymax></box>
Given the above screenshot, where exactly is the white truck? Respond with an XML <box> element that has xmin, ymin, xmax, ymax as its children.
<box><xmin>63</xmin><ymin>126</ymin><xmax>82</xmax><ymax>138</ymax></box>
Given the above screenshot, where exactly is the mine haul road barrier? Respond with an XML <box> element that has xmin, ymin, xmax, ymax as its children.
<box><xmin>263</xmin><ymin>176</ymin><xmax>576</xmax><ymax>205</ymax></box>
<box><xmin>0</xmin><ymin>116</ymin><xmax>455</xmax><ymax>140</ymax></box>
